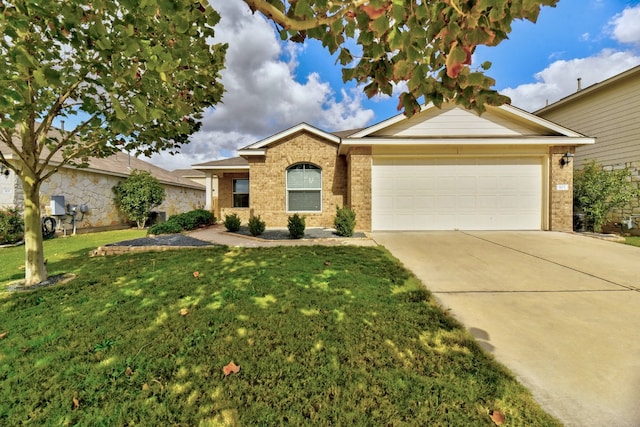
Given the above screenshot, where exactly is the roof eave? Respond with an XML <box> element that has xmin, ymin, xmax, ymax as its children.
<box><xmin>338</xmin><ymin>136</ymin><xmax>595</xmax><ymax>154</ymax></box>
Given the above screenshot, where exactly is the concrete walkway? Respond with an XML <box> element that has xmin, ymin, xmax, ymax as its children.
<box><xmin>188</xmin><ymin>224</ymin><xmax>377</xmax><ymax>248</ymax></box>
<box><xmin>372</xmin><ymin>231</ymin><xmax>640</xmax><ymax>427</ymax></box>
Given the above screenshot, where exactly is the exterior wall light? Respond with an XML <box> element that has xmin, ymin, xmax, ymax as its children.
<box><xmin>560</xmin><ymin>152</ymin><xmax>574</xmax><ymax>167</ymax></box>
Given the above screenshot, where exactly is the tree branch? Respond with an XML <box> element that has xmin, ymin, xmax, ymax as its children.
<box><xmin>242</xmin><ymin>0</ymin><xmax>366</xmax><ymax>31</ymax></box>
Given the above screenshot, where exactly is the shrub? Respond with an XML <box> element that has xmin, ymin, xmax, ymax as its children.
<box><xmin>0</xmin><ymin>208</ymin><xmax>24</xmax><ymax>245</ymax></box>
<box><xmin>334</xmin><ymin>205</ymin><xmax>356</xmax><ymax>237</ymax></box>
<box><xmin>574</xmin><ymin>160</ymin><xmax>640</xmax><ymax>232</ymax></box>
<box><xmin>224</xmin><ymin>213</ymin><xmax>242</xmax><ymax>232</ymax></box>
<box><xmin>112</xmin><ymin>170</ymin><xmax>166</xmax><ymax>229</ymax></box>
<box><xmin>166</xmin><ymin>209</ymin><xmax>215</xmax><ymax>231</ymax></box>
<box><xmin>248</xmin><ymin>215</ymin><xmax>266</xmax><ymax>236</ymax></box>
<box><xmin>288</xmin><ymin>213</ymin><xmax>305</xmax><ymax>239</ymax></box>
<box><xmin>189</xmin><ymin>209</ymin><xmax>216</xmax><ymax>227</ymax></box>
<box><xmin>147</xmin><ymin>221</ymin><xmax>183</xmax><ymax>235</ymax></box>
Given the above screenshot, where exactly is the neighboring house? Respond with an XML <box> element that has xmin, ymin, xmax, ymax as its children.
<box><xmin>1</xmin><ymin>135</ymin><xmax>206</xmax><ymax>231</ymax></box>
<box><xmin>193</xmin><ymin>102</ymin><xmax>594</xmax><ymax>232</ymax></box>
<box><xmin>536</xmin><ymin>65</ymin><xmax>640</xmax><ymax>226</ymax></box>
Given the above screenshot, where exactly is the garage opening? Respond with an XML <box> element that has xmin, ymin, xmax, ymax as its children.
<box><xmin>372</xmin><ymin>157</ymin><xmax>544</xmax><ymax>231</ymax></box>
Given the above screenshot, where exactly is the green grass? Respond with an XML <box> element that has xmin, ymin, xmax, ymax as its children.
<box><xmin>0</xmin><ymin>229</ymin><xmax>146</xmax><ymax>284</ymax></box>
<box><xmin>622</xmin><ymin>236</ymin><xmax>640</xmax><ymax>247</ymax></box>
<box><xmin>0</xmin><ymin>233</ymin><xmax>560</xmax><ymax>426</ymax></box>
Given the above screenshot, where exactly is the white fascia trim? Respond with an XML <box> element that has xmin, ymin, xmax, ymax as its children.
<box><xmin>339</xmin><ymin>137</ymin><xmax>595</xmax><ymax>153</ymax></box>
<box><xmin>242</xmin><ymin>123</ymin><xmax>340</xmax><ymax>150</ymax></box>
<box><xmin>347</xmin><ymin>104</ymin><xmax>434</xmax><ymax>138</ymax></box>
<box><xmin>236</xmin><ymin>149</ymin><xmax>266</xmax><ymax>156</ymax></box>
<box><xmin>498</xmin><ymin>104</ymin><xmax>585</xmax><ymax>137</ymax></box>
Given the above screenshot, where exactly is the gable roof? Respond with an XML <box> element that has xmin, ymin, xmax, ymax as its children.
<box><xmin>1</xmin><ymin>128</ymin><xmax>203</xmax><ymax>190</ymax></box>
<box><xmin>192</xmin><ymin>157</ymin><xmax>249</xmax><ymax>169</ymax></box>
<box><xmin>535</xmin><ymin>64</ymin><xmax>640</xmax><ymax>115</ymax></box>
<box><xmin>348</xmin><ymin>102</ymin><xmax>586</xmax><ymax>139</ymax></box>
<box><xmin>337</xmin><ymin>102</ymin><xmax>593</xmax><ymax>154</ymax></box>
<box><xmin>238</xmin><ymin>123</ymin><xmax>341</xmax><ymax>156</ymax></box>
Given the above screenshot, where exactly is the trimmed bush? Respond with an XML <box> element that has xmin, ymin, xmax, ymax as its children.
<box><xmin>224</xmin><ymin>213</ymin><xmax>242</xmax><ymax>232</ymax></box>
<box><xmin>334</xmin><ymin>205</ymin><xmax>356</xmax><ymax>237</ymax></box>
<box><xmin>248</xmin><ymin>215</ymin><xmax>266</xmax><ymax>236</ymax></box>
<box><xmin>147</xmin><ymin>209</ymin><xmax>216</xmax><ymax>235</ymax></box>
<box><xmin>147</xmin><ymin>221</ymin><xmax>183</xmax><ymax>235</ymax></box>
<box><xmin>288</xmin><ymin>213</ymin><xmax>305</xmax><ymax>239</ymax></box>
<box><xmin>0</xmin><ymin>208</ymin><xmax>24</xmax><ymax>245</ymax></box>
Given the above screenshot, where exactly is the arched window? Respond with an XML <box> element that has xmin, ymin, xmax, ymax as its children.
<box><xmin>286</xmin><ymin>163</ymin><xmax>322</xmax><ymax>212</ymax></box>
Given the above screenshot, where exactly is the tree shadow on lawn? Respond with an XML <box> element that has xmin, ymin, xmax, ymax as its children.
<box><xmin>0</xmin><ymin>245</ymin><xmax>560</xmax><ymax>426</ymax></box>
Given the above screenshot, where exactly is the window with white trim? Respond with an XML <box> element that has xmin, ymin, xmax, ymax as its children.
<box><xmin>287</xmin><ymin>164</ymin><xmax>321</xmax><ymax>212</ymax></box>
<box><xmin>233</xmin><ymin>178</ymin><xmax>249</xmax><ymax>208</ymax></box>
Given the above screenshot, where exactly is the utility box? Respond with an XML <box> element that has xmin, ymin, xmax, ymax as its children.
<box><xmin>51</xmin><ymin>195</ymin><xmax>66</xmax><ymax>216</ymax></box>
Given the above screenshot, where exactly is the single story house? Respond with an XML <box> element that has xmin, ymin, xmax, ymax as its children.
<box><xmin>1</xmin><ymin>133</ymin><xmax>206</xmax><ymax>231</ymax></box>
<box><xmin>535</xmin><ymin>65</ymin><xmax>640</xmax><ymax>227</ymax></box>
<box><xmin>193</xmin><ymin>102</ymin><xmax>594</xmax><ymax>232</ymax></box>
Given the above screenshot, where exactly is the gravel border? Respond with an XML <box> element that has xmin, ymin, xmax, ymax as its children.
<box><xmin>105</xmin><ymin>234</ymin><xmax>213</xmax><ymax>247</ymax></box>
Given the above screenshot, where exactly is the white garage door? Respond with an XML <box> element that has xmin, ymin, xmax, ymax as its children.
<box><xmin>372</xmin><ymin>157</ymin><xmax>543</xmax><ymax>231</ymax></box>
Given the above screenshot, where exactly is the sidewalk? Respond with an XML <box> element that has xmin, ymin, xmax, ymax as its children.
<box><xmin>188</xmin><ymin>224</ymin><xmax>377</xmax><ymax>247</ymax></box>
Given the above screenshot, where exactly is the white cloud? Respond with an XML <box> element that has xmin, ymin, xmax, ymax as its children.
<box><xmin>145</xmin><ymin>0</ymin><xmax>374</xmax><ymax>170</ymax></box>
<box><xmin>611</xmin><ymin>5</ymin><xmax>640</xmax><ymax>44</ymax></box>
<box><xmin>502</xmin><ymin>50</ymin><xmax>640</xmax><ymax>112</ymax></box>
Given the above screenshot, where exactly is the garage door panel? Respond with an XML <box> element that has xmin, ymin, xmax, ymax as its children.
<box><xmin>372</xmin><ymin>157</ymin><xmax>543</xmax><ymax>231</ymax></box>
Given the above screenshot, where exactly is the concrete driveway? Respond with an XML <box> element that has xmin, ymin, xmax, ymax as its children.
<box><xmin>373</xmin><ymin>231</ymin><xmax>640</xmax><ymax>427</ymax></box>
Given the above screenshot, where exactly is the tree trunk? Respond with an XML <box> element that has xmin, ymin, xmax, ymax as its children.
<box><xmin>22</xmin><ymin>177</ymin><xmax>48</xmax><ymax>286</ymax></box>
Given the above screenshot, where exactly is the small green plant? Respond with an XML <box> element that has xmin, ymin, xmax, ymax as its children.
<box><xmin>334</xmin><ymin>205</ymin><xmax>356</xmax><ymax>237</ymax></box>
<box><xmin>147</xmin><ymin>221</ymin><xmax>183</xmax><ymax>235</ymax></box>
<box><xmin>248</xmin><ymin>215</ymin><xmax>266</xmax><ymax>236</ymax></box>
<box><xmin>288</xmin><ymin>213</ymin><xmax>305</xmax><ymax>239</ymax></box>
<box><xmin>224</xmin><ymin>213</ymin><xmax>242</xmax><ymax>232</ymax></box>
<box><xmin>93</xmin><ymin>338</ymin><xmax>116</xmax><ymax>353</ymax></box>
<box><xmin>0</xmin><ymin>207</ymin><xmax>24</xmax><ymax>245</ymax></box>
<box><xmin>574</xmin><ymin>160</ymin><xmax>640</xmax><ymax>232</ymax></box>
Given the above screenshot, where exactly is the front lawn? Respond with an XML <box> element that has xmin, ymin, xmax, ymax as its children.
<box><xmin>0</xmin><ymin>235</ymin><xmax>560</xmax><ymax>425</ymax></box>
<box><xmin>622</xmin><ymin>236</ymin><xmax>640</xmax><ymax>247</ymax></box>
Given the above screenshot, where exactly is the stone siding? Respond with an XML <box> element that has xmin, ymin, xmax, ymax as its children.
<box><xmin>0</xmin><ymin>169</ymin><xmax>22</xmax><ymax>209</ymax></box>
<box><xmin>549</xmin><ymin>146</ymin><xmax>574</xmax><ymax>231</ymax></box>
<box><xmin>219</xmin><ymin>132</ymin><xmax>348</xmax><ymax>229</ymax></box>
<box><xmin>32</xmin><ymin>167</ymin><xmax>205</xmax><ymax>229</ymax></box>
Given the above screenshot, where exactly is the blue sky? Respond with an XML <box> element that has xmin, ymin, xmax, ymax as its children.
<box><xmin>143</xmin><ymin>0</ymin><xmax>640</xmax><ymax>170</ymax></box>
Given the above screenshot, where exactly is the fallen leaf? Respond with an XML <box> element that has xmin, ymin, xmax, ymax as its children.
<box><xmin>125</xmin><ymin>366</ymin><xmax>133</xmax><ymax>376</ymax></box>
<box><xmin>223</xmin><ymin>361</ymin><xmax>240</xmax><ymax>376</ymax></box>
<box><xmin>72</xmin><ymin>392</ymin><xmax>80</xmax><ymax>409</ymax></box>
<box><xmin>0</xmin><ymin>332</ymin><xmax>8</xmax><ymax>340</ymax></box>
<box><xmin>490</xmin><ymin>409</ymin><xmax>505</xmax><ymax>425</ymax></box>
<box><xmin>324</xmin><ymin>261</ymin><xmax>330</xmax><ymax>266</ymax></box>
<box><xmin>193</xmin><ymin>271</ymin><xmax>200</xmax><ymax>278</ymax></box>
<box><xmin>179</xmin><ymin>308</ymin><xmax>189</xmax><ymax>316</ymax></box>
<box><xmin>142</xmin><ymin>383</ymin><xmax>150</xmax><ymax>391</ymax></box>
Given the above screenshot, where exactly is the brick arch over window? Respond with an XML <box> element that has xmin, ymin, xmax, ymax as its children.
<box><xmin>286</xmin><ymin>163</ymin><xmax>322</xmax><ymax>212</ymax></box>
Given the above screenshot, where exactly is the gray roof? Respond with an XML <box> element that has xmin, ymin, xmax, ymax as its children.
<box><xmin>192</xmin><ymin>157</ymin><xmax>249</xmax><ymax>167</ymax></box>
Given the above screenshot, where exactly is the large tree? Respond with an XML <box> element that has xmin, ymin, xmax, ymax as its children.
<box><xmin>0</xmin><ymin>0</ymin><xmax>557</xmax><ymax>286</ymax></box>
<box><xmin>245</xmin><ymin>0</ymin><xmax>559</xmax><ymax>114</ymax></box>
<box><xmin>0</xmin><ymin>0</ymin><xmax>226</xmax><ymax>286</ymax></box>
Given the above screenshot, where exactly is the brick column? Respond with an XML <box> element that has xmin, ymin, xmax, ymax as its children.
<box><xmin>347</xmin><ymin>147</ymin><xmax>372</xmax><ymax>231</ymax></box>
<box><xmin>549</xmin><ymin>146</ymin><xmax>575</xmax><ymax>231</ymax></box>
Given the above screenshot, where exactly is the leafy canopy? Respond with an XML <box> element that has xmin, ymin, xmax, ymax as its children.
<box><xmin>245</xmin><ymin>0</ymin><xmax>559</xmax><ymax>115</ymax></box>
<box><xmin>113</xmin><ymin>170</ymin><xmax>166</xmax><ymax>230</ymax></box>
<box><xmin>0</xmin><ymin>0</ymin><xmax>226</xmax><ymax>172</ymax></box>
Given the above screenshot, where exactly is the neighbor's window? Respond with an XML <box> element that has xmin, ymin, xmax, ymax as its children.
<box><xmin>233</xmin><ymin>179</ymin><xmax>249</xmax><ymax>208</ymax></box>
<box><xmin>287</xmin><ymin>163</ymin><xmax>321</xmax><ymax>212</ymax></box>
